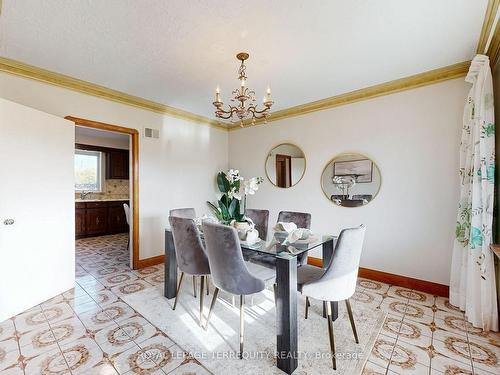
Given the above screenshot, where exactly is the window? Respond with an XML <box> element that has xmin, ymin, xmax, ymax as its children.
<box><xmin>74</xmin><ymin>150</ymin><xmax>102</xmax><ymax>192</ymax></box>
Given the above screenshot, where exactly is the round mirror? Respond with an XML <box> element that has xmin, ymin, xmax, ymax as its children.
<box><xmin>265</xmin><ymin>143</ymin><xmax>306</xmax><ymax>188</ymax></box>
<box><xmin>321</xmin><ymin>153</ymin><xmax>381</xmax><ymax>207</ymax></box>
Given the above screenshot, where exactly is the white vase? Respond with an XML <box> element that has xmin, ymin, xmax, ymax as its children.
<box><xmin>245</xmin><ymin>229</ymin><xmax>259</xmax><ymax>245</ymax></box>
<box><xmin>232</xmin><ymin>221</ymin><xmax>252</xmax><ymax>240</ymax></box>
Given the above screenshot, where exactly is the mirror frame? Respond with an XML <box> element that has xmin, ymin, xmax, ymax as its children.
<box><xmin>320</xmin><ymin>152</ymin><xmax>382</xmax><ymax>207</ymax></box>
<box><xmin>265</xmin><ymin>142</ymin><xmax>307</xmax><ymax>189</ymax></box>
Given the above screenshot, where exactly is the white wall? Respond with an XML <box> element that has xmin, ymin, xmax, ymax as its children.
<box><xmin>0</xmin><ymin>98</ymin><xmax>75</xmax><ymax>320</ymax></box>
<box><xmin>229</xmin><ymin>78</ymin><xmax>468</xmax><ymax>285</ymax></box>
<box><xmin>0</xmin><ymin>72</ymin><xmax>229</xmax><ymax>260</ymax></box>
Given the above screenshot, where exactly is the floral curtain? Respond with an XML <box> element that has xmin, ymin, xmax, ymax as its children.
<box><xmin>450</xmin><ymin>54</ymin><xmax>498</xmax><ymax>331</ymax></box>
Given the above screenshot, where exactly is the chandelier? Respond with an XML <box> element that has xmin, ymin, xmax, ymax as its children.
<box><xmin>213</xmin><ymin>52</ymin><xmax>273</xmax><ymax>127</ymax></box>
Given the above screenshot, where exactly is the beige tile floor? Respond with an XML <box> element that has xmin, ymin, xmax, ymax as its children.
<box><xmin>0</xmin><ymin>233</ymin><xmax>499</xmax><ymax>374</ymax></box>
<box><xmin>0</xmin><ymin>234</ymin><xmax>210</xmax><ymax>375</ymax></box>
<box><xmin>357</xmin><ymin>280</ymin><xmax>500</xmax><ymax>375</ymax></box>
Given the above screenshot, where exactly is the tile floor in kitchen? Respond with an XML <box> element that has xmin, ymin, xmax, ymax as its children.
<box><xmin>0</xmin><ymin>233</ymin><xmax>498</xmax><ymax>374</ymax></box>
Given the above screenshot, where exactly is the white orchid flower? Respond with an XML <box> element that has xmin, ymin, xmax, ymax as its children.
<box><xmin>226</xmin><ymin>169</ymin><xmax>243</xmax><ymax>183</ymax></box>
<box><xmin>243</xmin><ymin>177</ymin><xmax>263</xmax><ymax>195</ymax></box>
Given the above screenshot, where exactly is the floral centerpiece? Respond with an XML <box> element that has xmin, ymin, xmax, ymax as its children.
<box><xmin>207</xmin><ymin>169</ymin><xmax>263</xmax><ymax>239</ymax></box>
<box><xmin>332</xmin><ymin>175</ymin><xmax>356</xmax><ymax>199</ymax></box>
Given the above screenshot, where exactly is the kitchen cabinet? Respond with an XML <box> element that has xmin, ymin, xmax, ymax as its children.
<box><xmin>75</xmin><ymin>200</ymin><xmax>129</xmax><ymax>238</ymax></box>
<box><xmin>85</xmin><ymin>207</ymin><xmax>107</xmax><ymax>236</ymax></box>
<box><xmin>108</xmin><ymin>202</ymin><xmax>129</xmax><ymax>233</ymax></box>
<box><xmin>106</xmin><ymin>150</ymin><xmax>129</xmax><ymax>179</ymax></box>
<box><xmin>75</xmin><ymin>204</ymin><xmax>86</xmax><ymax>237</ymax></box>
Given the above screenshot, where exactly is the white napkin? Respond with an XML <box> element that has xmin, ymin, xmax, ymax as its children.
<box><xmin>284</xmin><ymin>228</ymin><xmax>311</xmax><ymax>244</ymax></box>
<box><xmin>273</xmin><ymin>222</ymin><xmax>298</xmax><ymax>233</ymax></box>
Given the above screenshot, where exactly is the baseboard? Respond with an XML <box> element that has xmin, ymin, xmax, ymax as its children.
<box><xmin>307</xmin><ymin>256</ymin><xmax>449</xmax><ymax>298</ymax></box>
<box><xmin>136</xmin><ymin>255</ymin><xmax>164</xmax><ymax>269</ymax></box>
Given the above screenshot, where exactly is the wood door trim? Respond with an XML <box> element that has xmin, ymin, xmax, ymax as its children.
<box><xmin>307</xmin><ymin>256</ymin><xmax>449</xmax><ymax>297</ymax></box>
<box><xmin>66</xmin><ymin>116</ymin><xmax>141</xmax><ymax>269</ymax></box>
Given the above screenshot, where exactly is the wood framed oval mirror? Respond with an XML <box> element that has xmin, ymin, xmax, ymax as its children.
<box><xmin>265</xmin><ymin>143</ymin><xmax>306</xmax><ymax>188</ymax></box>
<box><xmin>321</xmin><ymin>153</ymin><xmax>381</xmax><ymax>207</ymax></box>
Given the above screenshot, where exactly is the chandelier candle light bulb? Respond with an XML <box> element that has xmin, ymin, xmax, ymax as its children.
<box><xmin>212</xmin><ymin>52</ymin><xmax>273</xmax><ymax>127</ymax></box>
<box><xmin>215</xmin><ymin>87</ymin><xmax>221</xmax><ymax>103</ymax></box>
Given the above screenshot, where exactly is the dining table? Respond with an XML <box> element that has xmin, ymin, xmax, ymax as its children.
<box><xmin>164</xmin><ymin>227</ymin><xmax>337</xmax><ymax>375</ymax></box>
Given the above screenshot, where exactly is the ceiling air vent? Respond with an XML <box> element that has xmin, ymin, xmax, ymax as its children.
<box><xmin>143</xmin><ymin>127</ymin><xmax>160</xmax><ymax>139</ymax></box>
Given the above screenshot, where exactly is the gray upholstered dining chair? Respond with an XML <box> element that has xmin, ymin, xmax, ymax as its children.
<box><xmin>168</xmin><ymin>216</ymin><xmax>210</xmax><ymax>326</ymax></box>
<box><xmin>169</xmin><ymin>208</ymin><xmax>208</xmax><ymax>297</ymax></box>
<box><xmin>169</xmin><ymin>207</ymin><xmax>196</xmax><ymax>219</ymax></box>
<box><xmin>244</xmin><ymin>209</ymin><xmax>269</xmax><ymax>240</ymax></box>
<box><xmin>277</xmin><ymin>210</ymin><xmax>311</xmax><ymax>230</ymax></box>
<box><xmin>297</xmin><ymin>224</ymin><xmax>366</xmax><ymax>370</ymax></box>
<box><xmin>202</xmin><ymin>221</ymin><xmax>276</xmax><ymax>359</ymax></box>
<box><xmin>248</xmin><ymin>210</ymin><xmax>312</xmax><ymax>268</ymax></box>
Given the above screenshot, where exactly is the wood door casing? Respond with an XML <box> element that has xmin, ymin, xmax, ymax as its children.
<box><xmin>276</xmin><ymin>154</ymin><xmax>292</xmax><ymax>188</ymax></box>
<box><xmin>67</xmin><ymin>116</ymin><xmax>140</xmax><ymax>269</ymax></box>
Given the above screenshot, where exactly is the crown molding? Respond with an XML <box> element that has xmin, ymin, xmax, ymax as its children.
<box><xmin>477</xmin><ymin>0</ymin><xmax>500</xmax><ymax>54</ymax></box>
<box><xmin>0</xmin><ymin>56</ymin><xmax>228</xmax><ymax>131</ymax></box>
<box><xmin>0</xmin><ymin>58</ymin><xmax>470</xmax><ymax>133</ymax></box>
<box><xmin>229</xmin><ymin>61</ymin><xmax>470</xmax><ymax>131</ymax></box>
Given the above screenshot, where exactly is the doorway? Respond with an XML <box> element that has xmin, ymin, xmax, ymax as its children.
<box><xmin>66</xmin><ymin>116</ymin><xmax>140</xmax><ymax>269</ymax></box>
<box><xmin>276</xmin><ymin>154</ymin><xmax>292</xmax><ymax>188</ymax></box>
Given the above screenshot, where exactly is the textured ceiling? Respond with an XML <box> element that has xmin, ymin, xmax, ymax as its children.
<box><xmin>0</xmin><ymin>1</ymin><xmax>489</xmax><ymax>119</ymax></box>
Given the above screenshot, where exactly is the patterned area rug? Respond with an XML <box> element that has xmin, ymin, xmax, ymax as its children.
<box><xmin>124</xmin><ymin>283</ymin><xmax>385</xmax><ymax>374</ymax></box>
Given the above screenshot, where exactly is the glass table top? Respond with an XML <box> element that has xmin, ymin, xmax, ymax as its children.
<box><xmin>240</xmin><ymin>231</ymin><xmax>335</xmax><ymax>258</ymax></box>
<box><xmin>166</xmin><ymin>226</ymin><xmax>335</xmax><ymax>259</ymax></box>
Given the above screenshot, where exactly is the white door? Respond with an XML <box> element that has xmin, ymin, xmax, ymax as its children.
<box><xmin>0</xmin><ymin>98</ymin><xmax>75</xmax><ymax>322</ymax></box>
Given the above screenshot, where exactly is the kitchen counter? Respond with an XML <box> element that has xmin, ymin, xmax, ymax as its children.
<box><xmin>75</xmin><ymin>198</ymin><xmax>129</xmax><ymax>203</ymax></box>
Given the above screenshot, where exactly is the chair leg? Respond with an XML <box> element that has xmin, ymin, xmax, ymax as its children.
<box><xmin>173</xmin><ymin>272</ymin><xmax>185</xmax><ymax>310</ymax></box>
<box><xmin>199</xmin><ymin>276</ymin><xmax>205</xmax><ymax>326</ymax></box>
<box><xmin>305</xmin><ymin>297</ymin><xmax>310</xmax><ymax>319</ymax></box>
<box><xmin>345</xmin><ymin>299</ymin><xmax>359</xmax><ymax>343</ymax></box>
<box><xmin>206</xmin><ymin>276</ymin><xmax>210</xmax><ymax>295</ymax></box>
<box><xmin>273</xmin><ymin>283</ymin><xmax>277</xmax><ymax>307</ymax></box>
<box><xmin>239</xmin><ymin>295</ymin><xmax>245</xmax><ymax>359</ymax></box>
<box><xmin>204</xmin><ymin>287</ymin><xmax>219</xmax><ymax>330</ymax></box>
<box><xmin>193</xmin><ymin>276</ymin><xmax>197</xmax><ymax>298</ymax></box>
<box><xmin>326</xmin><ymin>301</ymin><xmax>336</xmax><ymax>370</ymax></box>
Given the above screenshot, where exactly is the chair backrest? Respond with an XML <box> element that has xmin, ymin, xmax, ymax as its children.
<box><xmin>245</xmin><ymin>209</ymin><xmax>269</xmax><ymax>240</ymax></box>
<box><xmin>169</xmin><ymin>208</ymin><xmax>196</xmax><ymax>219</ymax></box>
<box><xmin>123</xmin><ymin>204</ymin><xmax>130</xmax><ymax>225</ymax></box>
<box><xmin>302</xmin><ymin>225</ymin><xmax>366</xmax><ymax>301</ymax></box>
<box><xmin>202</xmin><ymin>221</ymin><xmax>265</xmax><ymax>295</ymax></box>
<box><xmin>169</xmin><ymin>216</ymin><xmax>210</xmax><ymax>276</ymax></box>
<box><xmin>277</xmin><ymin>211</ymin><xmax>311</xmax><ymax>229</ymax></box>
